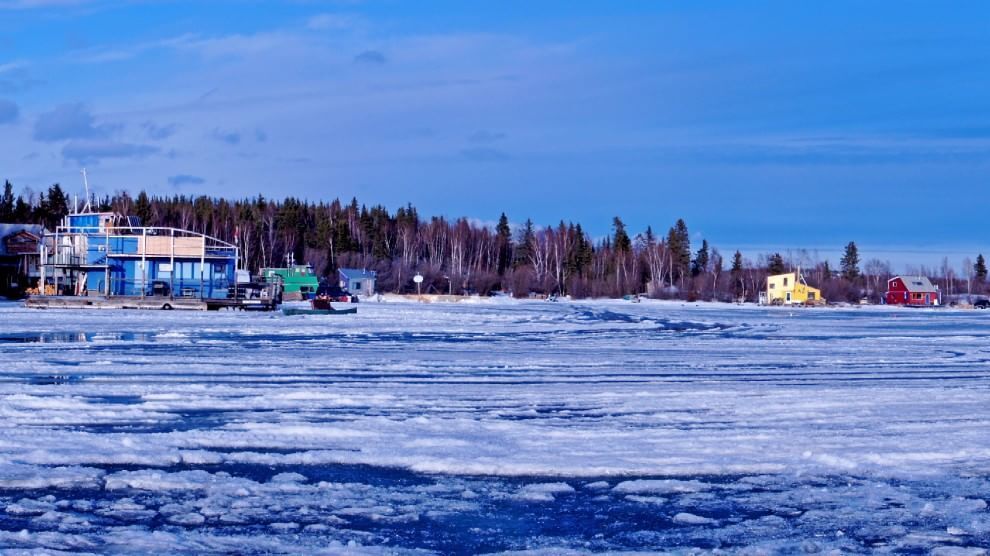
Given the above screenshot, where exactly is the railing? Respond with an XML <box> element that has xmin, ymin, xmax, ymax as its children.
<box><xmin>97</xmin><ymin>277</ymin><xmax>235</xmax><ymax>299</ymax></box>
<box><xmin>53</xmin><ymin>225</ymin><xmax>237</xmax><ymax>251</ymax></box>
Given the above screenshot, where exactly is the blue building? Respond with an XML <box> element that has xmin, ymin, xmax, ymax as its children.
<box><xmin>338</xmin><ymin>268</ymin><xmax>377</xmax><ymax>297</ymax></box>
<box><xmin>40</xmin><ymin>212</ymin><xmax>238</xmax><ymax>300</ymax></box>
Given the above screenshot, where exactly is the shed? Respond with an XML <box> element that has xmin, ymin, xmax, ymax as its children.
<box><xmin>886</xmin><ymin>276</ymin><xmax>939</xmax><ymax>306</ymax></box>
<box><xmin>338</xmin><ymin>268</ymin><xmax>376</xmax><ymax>297</ymax></box>
<box><xmin>0</xmin><ymin>224</ymin><xmax>45</xmax><ymax>297</ymax></box>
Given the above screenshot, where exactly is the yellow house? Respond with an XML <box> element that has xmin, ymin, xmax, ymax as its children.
<box><xmin>765</xmin><ymin>270</ymin><xmax>824</xmax><ymax>305</ymax></box>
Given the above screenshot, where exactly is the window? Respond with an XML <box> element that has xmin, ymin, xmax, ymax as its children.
<box><xmin>769</xmin><ymin>283</ymin><xmax>775</xmax><ymax>289</ymax></box>
<box><xmin>354</xmin><ymin>281</ymin><xmax>362</xmax><ymax>291</ymax></box>
<box><xmin>783</xmin><ymin>277</ymin><xmax>789</xmax><ymax>286</ymax></box>
<box><xmin>179</xmin><ymin>262</ymin><xmax>194</xmax><ymax>280</ymax></box>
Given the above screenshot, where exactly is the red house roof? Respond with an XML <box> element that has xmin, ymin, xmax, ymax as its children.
<box><xmin>889</xmin><ymin>276</ymin><xmax>937</xmax><ymax>293</ymax></box>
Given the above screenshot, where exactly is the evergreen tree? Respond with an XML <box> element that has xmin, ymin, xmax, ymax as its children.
<box><xmin>666</xmin><ymin>219</ymin><xmax>691</xmax><ymax>281</ymax></box>
<box><xmin>2</xmin><ymin>176</ymin><xmax>856</xmax><ymax>300</ymax></box>
<box><xmin>334</xmin><ymin>218</ymin><xmax>353</xmax><ymax>255</ymax></box>
<box><xmin>730</xmin><ymin>251</ymin><xmax>743</xmax><ymax>274</ymax></box>
<box><xmin>692</xmin><ymin>239</ymin><xmax>709</xmax><ymax>277</ymax></box>
<box><xmin>0</xmin><ymin>180</ymin><xmax>14</xmax><ymax>221</ymax></box>
<box><xmin>840</xmin><ymin>241</ymin><xmax>860</xmax><ymax>281</ymax></box>
<box><xmin>612</xmin><ymin>217</ymin><xmax>631</xmax><ymax>253</ymax></box>
<box><xmin>134</xmin><ymin>191</ymin><xmax>153</xmax><ymax>226</ymax></box>
<box><xmin>730</xmin><ymin>250</ymin><xmax>744</xmax><ymax>298</ymax></box>
<box><xmin>496</xmin><ymin>213</ymin><xmax>513</xmax><ymax>274</ymax></box>
<box><xmin>975</xmin><ymin>254</ymin><xmax>987</xmax><ymax>283</ymax></box>
<box><xmin>33</xmin><ymin>192</ymin><xmax>48</xmax><ymax>227</ymax></box>
<box><xmin>767</xmin><ymin>252</ymin><xmax>786</xmax><ymax>275</ymax></box>
<box><xmin>513</xmin><ymin>219</ymin><xmax>535</xmax><ymax>268</ymax></box>
<box><xmin>48</xmin><ymin>183</ymin><xmax>68</xmax><ymax>220</ymax></box>
<box><xmin>570</xmin><ymin>223</ymin><xmax>593</xmax><ymax>275</ymax></box>
<box><xmin>642</xmin><ymin>225</ymin><xmax>656</xmax><ymax>247</ymax></box>
<box><xmin>13</xmin><ymin>196</ymin><xmax>30</xmax><ymax>223</ymax></box>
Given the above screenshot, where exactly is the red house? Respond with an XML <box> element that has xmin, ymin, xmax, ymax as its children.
<box><xmin>886</xmin><ymin>275</ymin><xmax>940</xmax><ymax>306</ymax></box>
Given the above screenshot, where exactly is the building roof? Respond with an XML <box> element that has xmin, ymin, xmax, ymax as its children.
<box><xmin>0</xmin><ymin>224</ymin><xmax>45</xmax><ymax>256</ymax></box>
<box><xmin>338</xmin><ymin>268</ymin><xmax>376</xmax><ymax>279</ymax></box>
<box><xmin>891</xmin><ymin>275</ymin><xmax>937</xmax><ymax>293</ymax></box>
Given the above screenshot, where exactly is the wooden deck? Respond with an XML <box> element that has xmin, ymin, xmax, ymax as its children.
<box><xmin>24</xmin><ymin>295</ymin><xmax>279</xmax><ymax>311</ymax></box>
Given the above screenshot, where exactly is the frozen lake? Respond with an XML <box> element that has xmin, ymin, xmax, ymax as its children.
<box><xmin>0</xmin><ymin>299</ymin><xmax>988</xmax><ymax>553</ymax></box>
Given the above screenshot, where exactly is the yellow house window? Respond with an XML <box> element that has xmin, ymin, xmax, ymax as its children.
<box><xmin>769</xmin><ymin>283</ymin><xmax>775</xmax><ymax>289</ymax></box>
<box><xmin>783</xmin><ymin>277</ymin><xmax>789</xmax><ymax>286</ymax></box>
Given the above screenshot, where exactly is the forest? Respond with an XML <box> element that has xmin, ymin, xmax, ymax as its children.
<box><xmin>1</xmin><ymin>180</ymin><xmax>986</xmax><ymax>302</ymax></box>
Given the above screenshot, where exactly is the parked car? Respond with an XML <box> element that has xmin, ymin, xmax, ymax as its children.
<box><xmin>975</xmin><ymin>299</ymin><xmax>990</xmax><ymax>309</ymax></box>
<box><xmin>148</xmin><ymin>280</ymin><xmax>171</xmax><ymax>297</ymax></box>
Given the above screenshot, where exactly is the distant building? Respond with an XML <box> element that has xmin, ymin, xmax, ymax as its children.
<box><xmin>0</xmin><ymin>224</ymin><xmax>45</xmax><ymax>298</ymax></box>
<box><xmin>338</xmin><ymin>268</ymin><xmax>376</xmax><ymax>297</ymax></box>
<box><xmin>762</xmin><ymin>269</ymin><xmax>824</xmax><ymax>305</ymax></box>
<box><xmin>262</xmin><ymin>265</ymin><xmax>319</xmax><ymax>300</ymax></box>
<box><xmin>886</xmin><ymin>276</ymin><xmax>940</xmax><ymax>306</ymax></box>
<box><xmin>39</xmin><ymin>212</ymin><xmax>238</xmax><ymax>299</ymax></box>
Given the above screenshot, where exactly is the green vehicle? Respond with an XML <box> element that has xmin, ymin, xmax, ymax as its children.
<box><xmin>262</xmin><ymin>265</ymin><xmax>320</xmax><ymax>300</ymax></box>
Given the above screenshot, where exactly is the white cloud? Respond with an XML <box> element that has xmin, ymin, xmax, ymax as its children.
<box><xmin>0</xmin><ymin>0</ymin><xmax>93</xmax><ymax>8</ymax></box>
<box><xmin>62</xmin><ymin>139</ymin><xmax>158</xmax><ymax>164</ymax></box>
<box><xmin>167</xmin><ymin>174</ymin><xmax>205</xmax><ymax>187</ymax></box>
<box><xmin>306</xmin><ymin>13</ymin><xmax>355</xmax><ymax>31</ymax></box>
<box><xmin>353</xmin><ymin>49</ymin><xmax>386</xmax><ymax>65</ymax></box>
<box><xmin>33</xmin><ymin>103</ymin><xmax>108</xmax><ymax>142</ymax></box>
<box><xmin>0</xmin><ymin>61</ymin><xmax>28</xmax><ymax>73</ymax></box>
<box><xmin>0</xmin><ymin>99</ymin><xmax>18</xmax><ymax>124</ymax></box>
<box><xmin>9</xmin><ymin>20</ymin><xmax>586</xmax><ymax>201</ymax></box>
<box><xmin>70</xmin><ymin>33</ymin><xmax>198</xmax><ymax>64</ymax></box>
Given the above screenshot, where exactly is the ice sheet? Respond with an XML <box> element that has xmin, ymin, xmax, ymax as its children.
<box><xmin>0</xmin><ymin>299</ymin><xmax>988</xmax><ymax>552</ymax></box>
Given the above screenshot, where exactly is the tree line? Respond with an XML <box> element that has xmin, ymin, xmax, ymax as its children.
<box><xmin>2</xmin><ymin>180</ymin><xmax>987</xmax><ymax>301</ymax></box>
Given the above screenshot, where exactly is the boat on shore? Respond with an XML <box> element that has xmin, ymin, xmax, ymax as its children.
<box><xmin>282</xmin><ymin>297</ymin><xmax>357</xmax><ymax>316</ymax></box>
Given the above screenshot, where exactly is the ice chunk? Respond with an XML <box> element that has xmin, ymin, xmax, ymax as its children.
<box><xmin>511</xmin><ymin>482</ymin><xmax>575</xmax><ymax>502</ymax></box>
<box><xmin>613</xmin><ymin>479</ymin><xmax>709</xmax><ymax>495</ymax></box>
<box><xmin>672</xmin><ymin>512</ymin><xmax>715</xmax><ymax>525</ymax></box>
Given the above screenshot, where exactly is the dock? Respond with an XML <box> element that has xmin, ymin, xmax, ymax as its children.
<box><xmin>25</xmin><ymin>295</ymin><xmax>279</xmax><ymax>311</ymax></box>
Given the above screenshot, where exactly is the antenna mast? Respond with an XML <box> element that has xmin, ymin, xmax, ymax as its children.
<box><xmin>80</xmin><ymin>168</ymin><xmax>92</xmax><ymax>213</ymax></box>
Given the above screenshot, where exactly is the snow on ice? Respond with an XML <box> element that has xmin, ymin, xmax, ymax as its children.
<box><xmin>0</xmin><ymin>298</ymin><xmax>988</xmax><ymax>553</ymax></box>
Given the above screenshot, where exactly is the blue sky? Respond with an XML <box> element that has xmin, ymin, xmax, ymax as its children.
<box><xmin>1</xmin><ymin>1</ymin><xmax>989</xmax><ymax>270</ymax></box>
